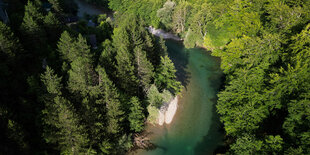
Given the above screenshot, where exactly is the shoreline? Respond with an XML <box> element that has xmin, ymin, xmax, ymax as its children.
<box><xmin>158</xmin><ymin>96</ymin><xmax>179</xmax><ymax>126</ymax></box>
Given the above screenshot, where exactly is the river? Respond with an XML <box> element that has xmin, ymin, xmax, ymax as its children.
<box><xmin>73</xmin><ymin>1</ymin><xmax>224</xmax><ymax>154</ymax></box>
<box><xmin>133</xmin><ymin>40</ymin><xmax>224</xmax><ymax>155</ymax></box>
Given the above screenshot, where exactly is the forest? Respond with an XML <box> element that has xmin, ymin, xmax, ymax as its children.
<box><xmin>1</xmin><ymin>0</ymin><xmax>310</xmax><ymax>154</ymax></box>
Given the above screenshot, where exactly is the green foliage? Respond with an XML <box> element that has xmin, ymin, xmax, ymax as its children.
<box><xmin>99</xmin><ymin>140</ymin><xmax>112</xmax><ymax>154</ymax></box>
<box><xmin>266</xmin><ymin>0</ymin><xmax>308</xmax><ymax>33</ymax></box>
<box><xmin>146</xmin><ymin>105</ymin><xmax>158</xmax><ymax>124</ymax></box>
<box><xmin>57</xmin><ymin>31</ymin><xmax>74</xmax><ymax>62</ymax></box>
<box><xmin>43</xmin><ymin>12</ymin><xmax>63</xmax><ymax>43</ymax></box>
<box><xmin>171</xmin><ymin>1</ymin><xmax>191</xmax><ymax>33</ymax></box>
<box><xmin>99</xmin><ymin>39</ymin><xmax>115</xmax><ymax>75</ymax></box>
<box><xmin>231</xmin><ymin>134</ymin><xmax>263</xmax><ymax>154</ymax></box>
<box><xmin>0</xmin><ymin>22</ymin><xmax>21</xmax><ymax>60</ymax></box>
<box><xmin>157</xmin><ymin>0</ymin><xmax>175</xmax><ymax>29</ymax></box>
<box><xmin>128</xmin><ymin>97</ymin><xmax>145</xmax><ymax>132</ymax></box>
<box><xmin>54</xmin><ymin>96</ymin><xmax>89</xmax><ymax>154</ymax></box>
<box><xmin>41</xmin><ymin>67</ymin><xmax>89</xmax><ymax>154</ymax></box>
<box><xmin>184</xmin><ymin>28</ymin><xmax>197</xmax><ymax>48</ymax></box>
<box><xmin>20</xmin><ymin>1</ymin><xmax>46</xmax><ymax>51</ymax></box>
<box><xmin>41</xmin><ymin>66</ymin><xmax>62</xmax><ymax>95</ymax></box>
<box><xmin>155</xmin><ymin>56</ymin><xmax>182</xmax><ymax>94</ymax></box>
<box><xmin>134</xmin><ymin>46</ymin><xmax>154</xmax><ymax>93</ymax></box>
<box><xmin>97</xmin><ymin>67</ymin><xmax>124</xmax><ymax>135</ymax></box>
<box><xmin>48</xmin><ymin>0</ymin><xmax>64</xmax><ymax>13</ymax></box>
<box><xmin>265</xmin><ymin>135</ymin><xmax>284</xmax><ymax>154</ymax></box>
<box><xmin>147</xmin><ymin>84</ymin><xmax>163</xmax><ymax>108</ymax></box>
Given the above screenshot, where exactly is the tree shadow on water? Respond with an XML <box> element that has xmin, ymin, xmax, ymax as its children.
<box><xmin>194</xmin><ymin>69</ymin><xmax>228</xmax><ymax>155</ymax></box>
<box><xmin>193</xmin><ymin>97</ymin><xmax>226</xmax><ymax>155</ymax></box>
<box><xmin>165</xmin><ymin>39</ymin><xmax>191</xmax><ymax>90</ymax></box>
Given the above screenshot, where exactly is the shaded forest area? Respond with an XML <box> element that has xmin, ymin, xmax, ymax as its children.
<box><xmin>0</xmin><ymin>0</ymin><xmax>182</xmax><ymax>154</ymax></box>
<box><xmin>104</xmin><ymin>0</ymin><xmax>310</xmax><ymax>154</ymax></box>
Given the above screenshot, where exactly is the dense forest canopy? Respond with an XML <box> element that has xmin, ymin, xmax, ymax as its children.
<box><xmin>0</xmin><ymin>0</ymin><xmax>310</xmax><ymax>154</ymax></box>
<box><xmin>0</xmin><ymin>0</ymin><xmax>181</xmax><ymax>154</ymax></box>
<box><xmin>105</xmin><ymin>0</ymin><xmax>310</xmax><ymax>154</ymax></box>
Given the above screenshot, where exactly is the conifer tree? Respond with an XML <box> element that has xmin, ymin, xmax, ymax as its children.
<box><xmin>41</xmin><ymin>67</ymin><xmax>89</xmax><ymax>154</ymax></box>
<box><xmin>155</xmin><ymin>56</ymin><xmax>182</xmax><ymax>94</ymax></box>
<box><xmin>114</xmin><ymin>28</ymin><xmax>139</xmax><ymax>95</ymax></box>
<box><xmin>99</xmin><ymin>39</ymin><xmax>116</xmax><ymax>76</ymax></box>
<box><xmin>68</xmin><ymin>56</ymin><xmax>96</xmax><ymax>96</ymax></box>
<box><xmin>48</xmin><ymin>0</ymin><xmax>64</xmax><ymax>14</ymax></box>
<box><xmin>97</xmin><ymin>67</ymin><xmax>124</xmax><ymax>134</ymax></box>
<box><xmin>20</xmin><ymin>1</ymin><xmax>46</xmax><ymax>53</ymax></box>
<box><xmin>134</xmin><ymin>46</ymin><xmax>154</xmax><ymax>93</ymax></box>
<box><xmin>43</xmin><ymin>12</ymin><xmax>63</xmax><ymax>43</ymax></box>
<box><xmin>128</xmin><ymin>97</ymin><xmax>145</xmax><ymax>132</ymax></box>
<box><xmin>57</xmin><ymin>31</ymin><xmax>74</xmax><ymax>62</ymax></box>
<box><xmin>24</xmin><ymin>1</ymin><xmax>44</xmax><ymax>23</ymax></box>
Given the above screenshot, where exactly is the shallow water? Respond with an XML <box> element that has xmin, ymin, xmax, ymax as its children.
<box><xmin>134</xmin><ymin>40</ymin><xmax>224</xmax><ymax>155</ymax></box>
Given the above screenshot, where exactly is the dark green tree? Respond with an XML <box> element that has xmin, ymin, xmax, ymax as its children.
<box><xmin>48</xmin><ymin>0</ymin><xmax>64</xmax><ymax>14</ymax></box>
<box><xmin>114</xmin><ymin>27</ymin><xmax>139</xmax><ymax>95</ymax></box>
<box><xmin>57</xmin><ymin>31</ymin><xmax>74</xmax><ymax>62</ymax></box>
<box><xmin>43</xmin><ymin>12</ymin><xmax>63</xmax><ymax>43</ymax></box>
<box><xmin>68</xmin><ymin>56</ymin><xmax>96</xmax><ymax>96</ymax></box>
<box><xmin>134</xmin><ymin>46</ymin><xmax>154</xmax><ymax>93</ymax></box>
<box><xmin>230</xmin><ymin>134</ymin><xmax>263</xmax><ymax>154</ymax></box>
<box><xmin>155</xmin><ymin>56</ymin><xmax>182</xmax><ymax>94</ymax></box>
<box><xmin>128</xmin><ymin>97</ymin><xmax>145</xmax><ymax>132</ymax></box>
<box><xmin>99</xmin><ymin>39</ymin><xmax>116</xmax><ymax>76</ymax></box>
<box><xmin>20</xmin><ymin>1</ymin><xmax>46</xmax><ymax>53</ymax></box>
<box><xmin>41</xmin><ymin>67</ymin><xmax>89</xmax><ymax>154</ymax></box>
<box><xmin>97</xmin><ymin>67</ymin><xmax>124</xmax><ymax>135</ymax></box>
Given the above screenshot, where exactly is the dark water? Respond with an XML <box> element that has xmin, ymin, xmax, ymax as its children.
<box><xmin>136</xmin><ymin>40</ymin><xmax>224</xmax><ymax>155</ymax></box>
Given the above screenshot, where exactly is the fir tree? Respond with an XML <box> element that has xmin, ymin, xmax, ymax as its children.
<box><xmin>97</xmin><ymin>67</ymin><xmax>124</xmax><ymax>135</ymax></box>
<box><xmin>155</xmin><ymin>56</ymin><xmax>182</xmax><ymax>94</ymax></box>
<box><xmin>43</xmin><ymin>12</ymin><xmax>63</xmax><ymax>43</ymax></box>
<box><xmin>134</xmin><ymin>46</ymin><xmax>154</xmax><ymax>93</ymax></box>
<box><xmin>128</xmin><ymin>97</ymin><xmax>145</xmax><ymax>132</ymax></box>
<box><xmin>41</xmin><ymin>67</ymin><xmax>89</xmax><ymax>154</ymax></box>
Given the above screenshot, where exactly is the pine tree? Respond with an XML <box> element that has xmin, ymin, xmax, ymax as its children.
<box><xmin>24</xmin><ymin>1</ymin><xmax>44</xmax><ymax>23</ymax></box>
<box><xmin>68</xmin><ymin>56</ymin><xmax>96</xmax><ymax>96</ymax></box>
<box><xmin>54</xmin><ymin>96</ymin><xmax>89</xmax><ymax>154</ymax></box>
<box><xmin>99</xmin><ymin>39</ymin><xmax>116</xmax><ymax>76</ymax></box>
<box><xmin>20</xmin><ymin>1</ymin><xmax>46</xmax><ymax>53</ymax></box>
<box><xmin>43</xmin><ymin>12</ymin><xmax>63</xmax><ymax>43</ymax></box>
<box><xmin>114</xmin><ymin>37</ymin><xmax>138</xmax><ymax>95</ymax></box>
<box><xmin>128</xmin><ymin>97</ymin><xmax>145</xmax><ymax>132</ymax></box>
<box><xmin>0</xmin><ymin>22</ymin><xmax>21</xmax><ymax>62</ymax></box>
<box><xmin>159</xmin><ymin>36</ymin><xmax>168</xmax><ymax>57</ymax></box>
<box><xmin>134</xmin><ymin>46</ymin><xmax>154</xmax><ymax>93</ymax></box>
<box><xmin>48</xmin><ymin>0</ymin><xmax>64</xmax><ymax>14</ymax></box>
<box><xmin>57</xmin><ymin>31</ymin><xmax>74</xmax><ymax>62</ymax></box>
<box><xmin>40</xmin><ymin>67</ymin><xmax>89</xmax><ymax>154</ymax></box>
<box><xmin>97</xmin><ymin>67</ymin><xmax>124</xmax><ymax>134</ymax></box>
<box><xmin>75</xmin><ymin>34</ymin><xmax>93</xmax><ymax>60</ymax></box>
<box><xmin>155</xmin><ymin>56</ymin><xmax>182</xmax><ymax>94</ymax></box>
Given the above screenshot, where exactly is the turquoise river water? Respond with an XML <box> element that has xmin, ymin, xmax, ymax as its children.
<box><xmin>133</xmin><ymin>40</ymin><xmax>224</xmax><ymax>155</ymax></box>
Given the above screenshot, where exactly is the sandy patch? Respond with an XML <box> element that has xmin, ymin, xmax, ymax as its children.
<box><xmin>158</xmin><ymin>96</ymin><xmax>178</xmax><ymax>125</ymax></box>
